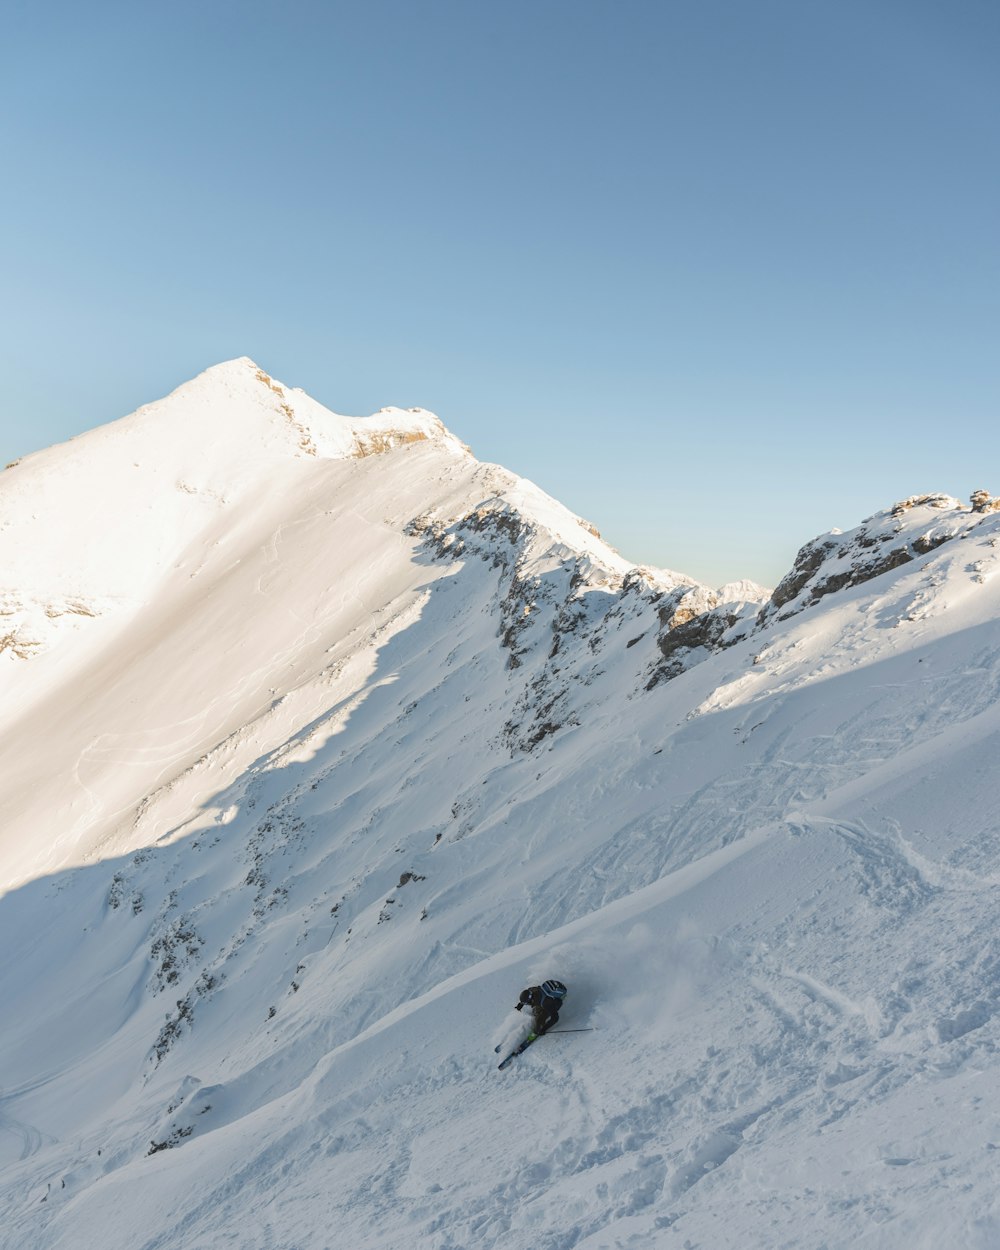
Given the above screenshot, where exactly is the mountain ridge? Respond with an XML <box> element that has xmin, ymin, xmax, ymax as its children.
<box><xmin>2</xmin><ymin>364</ymin><xmax>1000</xmax><ymax>1248</ymax></box>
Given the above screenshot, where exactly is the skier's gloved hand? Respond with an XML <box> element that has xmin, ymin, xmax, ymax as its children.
<box><xmin>514</xmin><ymin>1002</ymin><xmax>523</xmax><ymax>1011</ymax></box>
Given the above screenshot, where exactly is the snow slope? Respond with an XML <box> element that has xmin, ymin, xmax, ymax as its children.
<box><xmin>2</xmin><ymin>361</ymin><xmax>1000</xmax><ymax>1249</ymax></box>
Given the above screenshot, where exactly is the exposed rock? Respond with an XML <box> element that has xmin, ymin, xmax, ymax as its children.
<box><xmin>971</xmin><ymin>489</ymin><xmax>1000</xmax><ymax>515</ymax></box>
<box><xmin>0</xmin><ymin>629</ymin><xmax>42</xmax><ymax>660</ymax></box>
<box><xmin>890</xmin><ymin>493</ymin><xmax>957</xmax><ymax>516</ymax></box>
<box><xmin>646</xmin><ymin>585</ymin><xmax>759</xmax><ymax>690</ymax></box>
<box><xmin>758</xmin><ymin>495</ymin><xmax>976</xmax><ymax>626</ymax></box>
<box><xmin>761</xmin><ymin>536</ymin><xmax>913</xmax><ymax>622</ymax></box>
<box><xmin>352</xmin><ymin>429</ymin><xmax>431</xmax><ymax>458</ymax></box>
<box><xmin>769</xmin><ymin>539</ymin><xmax>840</xmax><ymax>612</ymax></box>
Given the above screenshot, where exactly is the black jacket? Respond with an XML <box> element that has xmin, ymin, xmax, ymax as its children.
<box><xmin>516</xmin><ymin>986</ymin><xmax>561</xmax><ymax>1033</ymax></box>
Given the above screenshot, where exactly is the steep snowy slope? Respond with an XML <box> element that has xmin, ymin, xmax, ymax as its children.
<box><xmin>2</xmin><ymin>362</ymin><xmax>1000</xmax><ymax>1249</ymax></box>
<box><xmin>0</xmin><ymin>360</ymin><xmax>471</xmax><ymax>881</ymax></box>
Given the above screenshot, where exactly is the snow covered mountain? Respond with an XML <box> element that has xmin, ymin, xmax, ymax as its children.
<box><xmin>2</xmin><ymin>359</ymin><xmax>999</xmax><ymax>1249</ymax></box>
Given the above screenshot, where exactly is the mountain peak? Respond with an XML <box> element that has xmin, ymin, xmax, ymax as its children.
<box><xmin>143</xmin><ymin>358</ymin><xmax>470</xmax><ymax>463</ymax></box>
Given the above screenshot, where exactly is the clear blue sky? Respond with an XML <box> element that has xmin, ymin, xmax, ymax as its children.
<box><xmin>2</xmin><ymin>0</ymin><xmax>997</xmax><ymax>587</ymax></box>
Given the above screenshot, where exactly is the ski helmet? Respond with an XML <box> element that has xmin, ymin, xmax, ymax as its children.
<box><xmin>541</xmin><ymin>979</ymin><xmax>567</xmax><ymax>999</ymax></box>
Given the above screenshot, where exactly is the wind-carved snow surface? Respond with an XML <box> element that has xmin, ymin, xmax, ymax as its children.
<box><xmin>2</xmin><ymin>360</ymin><xmax>1000</xmax><ymax>1249</ymax></box>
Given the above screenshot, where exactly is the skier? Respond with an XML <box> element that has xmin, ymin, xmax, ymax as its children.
<box><xmin>514</xmin><ymin>979</ymin><xmax>568</xmax><ymax>1037</ymax></box>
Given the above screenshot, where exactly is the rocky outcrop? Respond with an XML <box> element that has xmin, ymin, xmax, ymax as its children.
<box><xmin>646</xmin><ymin>584</ymin><xmax>762</xmax><ymax>689</ymax></box>
<box><xmin>970</xmin><ymin>489</ymin><xmax>1000</xmax><ymax>515</ymax></box>
<box><xmin>757</xmin><ymin>494</ymin><xmax>985</xmax><ymax>626</ymax></box>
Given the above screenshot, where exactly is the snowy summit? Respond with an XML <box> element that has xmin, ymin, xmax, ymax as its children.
<box><xmin>2</xmin><ymin>360</ymin><xmax>1000</xmax><ymax>1249</ymax></box>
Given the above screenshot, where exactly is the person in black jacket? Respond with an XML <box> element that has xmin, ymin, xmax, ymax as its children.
<box><xmin>515</xmin><ymin>979</ymin><xmax>568</xmax><ymax>1036</ymax></box>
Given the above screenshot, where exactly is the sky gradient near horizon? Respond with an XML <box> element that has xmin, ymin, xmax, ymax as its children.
<box><xmin>2</xmin><ymin>0</ymin><xmax>997</xmax><ymax>587</ymax></box>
